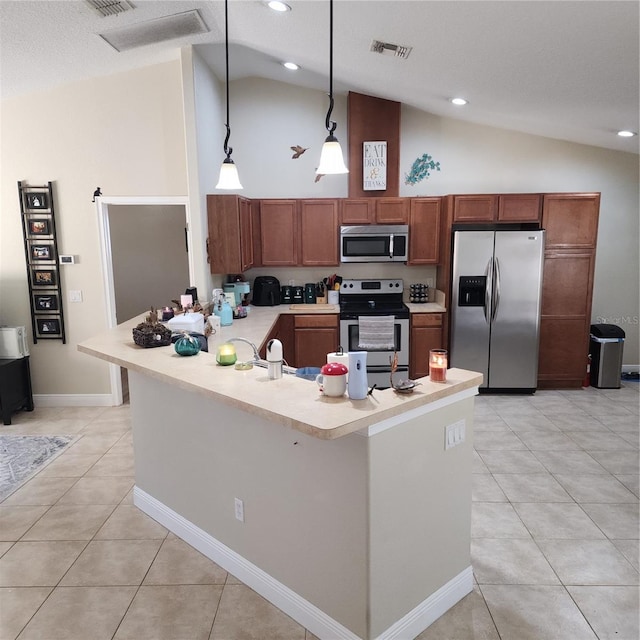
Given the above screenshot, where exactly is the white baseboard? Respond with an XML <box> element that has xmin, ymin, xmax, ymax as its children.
<box><xmin>134</xmin><ymin>487</ymin><xmax>472</xmax><ymax>640</ymax></box>
<box><xmin>34</xmin><ymin>394</ymin><xmax>116</xmax><ymax>407</ymax></box>
<box><xmin>622</xmin><ymin>365</ymin><xmax>639</xmax><ymax>374</ymax></box>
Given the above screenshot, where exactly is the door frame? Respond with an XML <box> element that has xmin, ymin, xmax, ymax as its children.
<box><xmin>95</xmin><ymin>195</ymin><xmax>194</xmax><ymax>405</ymax></box>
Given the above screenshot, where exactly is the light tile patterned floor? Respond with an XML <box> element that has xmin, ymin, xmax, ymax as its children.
<box><xmin>0</xmin><ymin>384</ymin><xmax>638</xmax><ymax>639</ymax></box>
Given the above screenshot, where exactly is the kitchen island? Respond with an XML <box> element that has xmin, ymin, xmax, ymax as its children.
<box><xmin>78</xmin><ymin>310</ymin><xmax>481</xmax><ymax>640</ymax></box>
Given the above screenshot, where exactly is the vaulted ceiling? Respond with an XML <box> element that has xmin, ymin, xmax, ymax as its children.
<box><xmin>1</xmin><ymin>0</ymin><xmax>638</xmax><ymax>154</ymax></box>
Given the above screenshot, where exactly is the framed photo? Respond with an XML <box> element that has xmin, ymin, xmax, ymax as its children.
<box><xmin>33</xmin><ymin>292</ymin><xmax>59</xmax><ymax>313</ymax></box>
<box><xmin>29</xmin><ymin>241</ymin><xmax>55</xmax><ymax>261</ymax></box>
<box><xmin>24</xmin><ymin>191</ymin><xmax>49</xmax><ymax>210</ymax></box>
<box><xmin>31</xmin><ymin>267</ymin><xmax>58</xmax><ymax>287</ymax></box>
<box><xmin>27</xmin><ymin>217</ymin><xmax>51</xmax><ymax>236</ymax></box>
<box><xmin>35</xmin><ymin>317</ymin><xmax>62</xmax><ymax>338</ymax></box>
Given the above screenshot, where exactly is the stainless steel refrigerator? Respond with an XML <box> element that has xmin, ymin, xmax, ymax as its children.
<box><xmin>450</xmin><ymin>229</ymin><xmax>545</xmax><ymax>392</ymax></box>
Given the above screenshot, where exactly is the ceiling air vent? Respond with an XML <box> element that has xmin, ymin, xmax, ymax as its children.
<box><xmin>99</xmin><ymin>9</ymin><xmax>209</xmax><ymax>52</ymax></box>
<box><xmin>370</xmin><ymin>40</ymin><xmax>412</xmax><ymax>60</ymax></box>
<box><xmin>86</xmin><ymin>0</ymin><xmax>135</xmax><ymax>18</ymax></box>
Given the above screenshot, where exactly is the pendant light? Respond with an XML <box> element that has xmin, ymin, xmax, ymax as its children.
<box><xmin>316</xmin><ymin>0</ymin><xmax>348</xmax><ymax>175</ymax></box>
<box><xmin>216</xmin><ymin>0</ymin><xmax>243</xmax><ymax>190</ymax></box>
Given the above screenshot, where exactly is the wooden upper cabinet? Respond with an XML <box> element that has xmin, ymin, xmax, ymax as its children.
<box><xmin>452</xmin><ymin>195</ymin><xmax>498</xmax><ymax>222</ymax></box>
<box><xmin>340</xmin><ymin>198</ymin><xmax>408</xmax><ymax>224</ymax></box>
<box><xmin>376</xmin><ymin>198</ymin><xmax>409</xmax><ymax>223</ymax></box>
<box><xmin>207</xmin><ymin>194</ymin><xmax>254</xmax><ymax>274</ymax></box>
<box><xmin>300</xmin><ymin>199</ymin><xmax>339</xmax><ymax>266</ymax></box>
<box><xmin>341</xmin><ymin>199</ymin><xmax>375</xmax><ymax>224</ymax></box>
<box><xmin>238</xmin><ymin>197</ymin><xmax>254</xmax><ymax>272</ymax></box>
<box><xmin>541</xmin><ymin>251</ymin><xmax>595</xmax><ymax>317</ymax></box>
<box><xmin>498</xmin><ymin>194</ymin><xmax>542</xmax><ymax>222</ymax></box>
<box><xmin>542</xmin><ymin>193</ymin><xmax>600</xmax><ymax>249</ymax></box>
<box><xmin>259</xmin><ymin>199</ymin><xmax>298</xmax><ymax>266</ymax></box>
<box><xmin>408</xmin><ymin>198</ymin><xmax>441</xmax><ymax>264</ymax></box>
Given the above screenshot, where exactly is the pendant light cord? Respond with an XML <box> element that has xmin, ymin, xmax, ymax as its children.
<box><xmin>223</xmin><ymin>0</ymin><xmax>233</xmax><ymax>159</ymax></box>
<box><xmin>324</xmin><ymin>0</ymin><xmax>336</xmax><ymax>136</ymax></box>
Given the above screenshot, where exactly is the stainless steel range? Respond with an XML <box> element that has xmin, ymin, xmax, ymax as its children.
<box><xmin>339</xmin><ymin>278</ymin><xmax>410</xmax><ymax>389</ymax></box>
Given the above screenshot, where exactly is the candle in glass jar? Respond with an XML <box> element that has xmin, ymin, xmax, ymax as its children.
<box><xmin>429</xmin><ymin>349</ymin><xmax>448</xmax><ymax>383</ymax></box>
<box><xmin>216</xmin><ymin>343</ymin><xmax>237</xmax><ymax>366</ymax></box>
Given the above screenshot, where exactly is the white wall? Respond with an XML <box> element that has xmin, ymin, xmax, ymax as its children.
<box><xmin>0</xmin><ymin>61</ymin><xmax>188</xmax><ymax>397</ymax></box>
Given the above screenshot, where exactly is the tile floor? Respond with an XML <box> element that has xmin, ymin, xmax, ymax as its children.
<box><xmin>0</xmin><ymin>383</ymin><xmax>638</xmax><ymax>640</ymax></box>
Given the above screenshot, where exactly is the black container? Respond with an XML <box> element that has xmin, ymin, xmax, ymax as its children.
<box><xmin>252</xmin><ymin>276</ymin><xmax>281</xmax><ymax>306</ymax></box>
<box><xmin>292</xmin><ymin>286</ymin><xmax>304</xmax><ymax>304</ymax></box>
<box><xmin>281</xmin><ymin>285</ymin><xmax>293</xmax><ymax>303</ymax></box>
<box><xmin>304</xmin><ymin>283</ymin><xmax>317</xmax><ymax>304</ymax></box>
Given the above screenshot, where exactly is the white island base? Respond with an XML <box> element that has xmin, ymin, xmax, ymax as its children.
<box><xmin>127</xmin><ymin>371</ymin><xmax>477</xmax><ymax>640</ymax></box>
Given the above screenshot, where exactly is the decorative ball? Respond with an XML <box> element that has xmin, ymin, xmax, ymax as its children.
<box><xmin>174</xmin><ymin>332</ymin><xmax>201</xmax><ymax>356</ymax></box>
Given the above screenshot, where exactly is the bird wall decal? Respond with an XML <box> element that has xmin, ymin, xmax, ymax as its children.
<box><xmin>92</xmin><ymin>187</ymin><xmax>102</xmax><ymax>202</ymax></box>
<box><xmin>290</xmin><ymin>145</ymin><xmax>308</xmax><ymax>159</ymax></box>
<box><xmin>314</xmin><ymin>173</ymin><xmax>324</xmax><ymax>183</ymax></box>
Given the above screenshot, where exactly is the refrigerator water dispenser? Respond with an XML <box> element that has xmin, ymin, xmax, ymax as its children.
<box><xmin>458</xmin><ymin>276</ymin><xmax>486</xmax><ymax>306</ymax></box>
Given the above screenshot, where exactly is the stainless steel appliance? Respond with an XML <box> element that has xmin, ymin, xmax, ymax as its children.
<box><xmin>340</xmin><ymin>225</ymin><xmax>409</xmax><ymax>263</ymax></box>
<box><xmin>339</xmin><ymin>279</ymin><xmax>409</xmax><ymax>389</ymax></box>
<box><xmin>450</xmin><ymin>228</ymin><xmax>545</xmax><ymax>393</ymax></box>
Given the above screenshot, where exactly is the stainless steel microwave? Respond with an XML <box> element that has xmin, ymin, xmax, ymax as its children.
<box><xmin>340</xmin><ymin>225</ymin><xmax>409</xmax><ymax>263</ymax></box>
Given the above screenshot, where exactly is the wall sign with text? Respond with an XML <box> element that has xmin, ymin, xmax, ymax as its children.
<box><xmin>363</xmin><ymin>141</ymin><xmax>387</xmax><ymax>191</ymax></box>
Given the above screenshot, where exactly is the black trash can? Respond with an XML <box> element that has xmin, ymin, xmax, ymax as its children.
<box><xmin>590</xmin><ymin>324</ymin><xmax>625</xmax><ymax>388</ymax></box>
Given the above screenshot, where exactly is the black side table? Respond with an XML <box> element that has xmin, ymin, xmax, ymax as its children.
<box><xmin>0</xmin><ymin>357</ymin><xmax>35</xmax><ymax>425</ymax></box>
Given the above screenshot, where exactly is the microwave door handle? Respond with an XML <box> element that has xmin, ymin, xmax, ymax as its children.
<box><xmin>389</xmin><ymin>234</ymin><xmax>394</xmax><ymax>260</ymax></box>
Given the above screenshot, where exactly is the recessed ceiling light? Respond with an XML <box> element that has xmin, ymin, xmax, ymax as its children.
<box><xmin>450</xmin><ymin>98</ymin><xmax>468</xmax><ymax>106</ymax></box>
<box><xmin>617</xmin><ymin>130</ymin><xmax>636</xmax><ymax>137</ymax></box>
<box><xmin>283</xmin><ymin>62</ymin><xmax>299</xmax><ymax>70</ymax></box>
<box><xmin>267</xmin><ymin>1</ymin><xmax>291</xmax><ymax>11</ymax></box>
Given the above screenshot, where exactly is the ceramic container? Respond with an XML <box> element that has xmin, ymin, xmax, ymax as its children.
<box><xmin>316</xmin><ymin>362</ymin><xmax>348</xmax><ymax>397</ymax></box>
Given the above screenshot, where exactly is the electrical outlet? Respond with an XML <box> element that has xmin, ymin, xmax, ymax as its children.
<box><xmin>445</xmin><ymin>420</ymin><xmax>466</xmax><ymax>450</ymax></box>
<box><xmin>426</xmin><ymin>277</ymin><xmax>435</xmax><ymax>289</ymax></box>
<box><xmin>234</xmin><ymin>497</ymin><xmax>244</xmax><ymax>522</ymax></box>
<box><xmin>69</xmin><ymin>290</ymin><xmax>83</xmax><ymax>303</ymax></box>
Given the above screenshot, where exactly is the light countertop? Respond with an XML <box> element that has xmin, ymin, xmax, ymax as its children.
<box><xmin>78</xmin><ymin>301</ymin><xmax>477</xmax><ymax>440</ymax></box>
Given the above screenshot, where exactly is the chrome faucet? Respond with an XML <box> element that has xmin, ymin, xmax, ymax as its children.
<box><xmin>224</xmin><ymin>337</ymin><xmax>296</xmax><ymax>374</ymax></box>
<box><xmin>225</xmin><ymin>337</ymin><xmax>261</xmax><ymax>363</ymax></box>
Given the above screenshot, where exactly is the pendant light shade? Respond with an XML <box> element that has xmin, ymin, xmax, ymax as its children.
<box><xmin>216</xmin><ymin>158</ymin><xmax>243</xmax><ymax>190</ymax></box>
<box><xmin>216</xmin><ymin>0</ymin><xmax>243</xmax><ymax>190</ymax></box>
<box><xmin>317</xmin><ymin>134</ymin><xmax>348</xmax><ymax>174</ymax></box>
<box><xmin>316</xmin><ymin>0</ymin><xmax>348</xmax><ymax>175</ymax></box>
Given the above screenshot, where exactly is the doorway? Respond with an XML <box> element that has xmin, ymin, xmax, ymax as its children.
<box><xmin>96</xmin><ymin>196</ymin><xmax>194</xmax><ymax>405</ymax></box>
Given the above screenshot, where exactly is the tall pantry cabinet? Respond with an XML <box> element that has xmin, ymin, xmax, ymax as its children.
<box><xmin>537</xmin><ymin>193</ymin><xmax>600</xmax><ymax>389</ymax></box>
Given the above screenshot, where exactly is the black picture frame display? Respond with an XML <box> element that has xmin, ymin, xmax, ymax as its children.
<box><xmin>35</xmin><ymin>317</ymin><xmax>62</xmax><ymax>338</ymax></box>
<box><xmin>33</xmin><ymin>293</ymin><xmax>60</xmax><ymax>313</ymax></box>
<box><xmin>29</xmin><ymin>241</ymin><xmax>55</xmax><ymax>261</ymax></box>
<box><xmin>19</xmin><ymin>181</ymin><xmax>66</xmax><ymax>343</ymax></box>
<box><xmin>31</xmin><ymin>267</ymin><xmax>58</xmax><ymax>287</ymax></box>
<box><xmin>27</xmin><ymin>217</ymin><xmax>52</xmax><ymax>236</ymax></box>
<box><xmin>24</xmin><ymin>191</ymin><xmax>49</xmax><ymax>210</ymax></box>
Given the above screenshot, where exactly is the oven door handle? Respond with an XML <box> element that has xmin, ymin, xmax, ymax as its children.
<box><xmin>389</xmin><ymin>234</ymin><xmax>394</xmax><ymax>260</ymax></box>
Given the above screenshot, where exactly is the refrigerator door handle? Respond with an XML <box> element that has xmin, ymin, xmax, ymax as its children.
<box><xmin>492</xmin><ymin>257</ymin><xmax>501</xmax><ymax>323</ymax></box>
<box><xmin>483</xmin><ymin>258</ymin><xmax>492</xmax><ymax>324</ymax></box>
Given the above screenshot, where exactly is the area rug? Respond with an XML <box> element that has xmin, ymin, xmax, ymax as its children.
<box><xmin>0</xmin><ymin>435</ymin><xmax>73</xmax><ymax>502</ymax></box>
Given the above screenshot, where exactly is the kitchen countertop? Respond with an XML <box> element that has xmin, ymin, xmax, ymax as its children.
<box><xmin>78</xmin><ymin>297</ymin><xmax>472</xmax><ymax>440</ymax></box>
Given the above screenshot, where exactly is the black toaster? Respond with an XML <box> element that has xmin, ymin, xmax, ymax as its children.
<box><xmin>252</xmin><ymin>276</ymin><xmax>281</xmax><ymax>306</ymax></box>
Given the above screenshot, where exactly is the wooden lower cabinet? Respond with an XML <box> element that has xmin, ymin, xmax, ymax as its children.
<box><xmin>293</xmin><ymin>315</ymin><xmax>339</xmax><ymax>368</ymax></box>
<box><xmin>410</xmin><ymin>313</ymin><xmax>444</xmax><ymax>379</ymax></box>
<box><xmin>258</xmin><ymin>315</ymin><xmax>294</xmax><ymax>365</ymax></box>
<box><xmin>538</xmin><ymin>317</ymin><xmax>591</xmax><ymax>389</ymax></box>
<box><xmin>537</xmin><ymin>250</ymin><xmax>595</xmax><ymax>389</ymax></box>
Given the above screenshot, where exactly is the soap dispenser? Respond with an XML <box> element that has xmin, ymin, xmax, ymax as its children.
<box><xmin>266</xmin><ymin>339</ymin><xmax>283</xmax><ymax>379</ymax></box>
